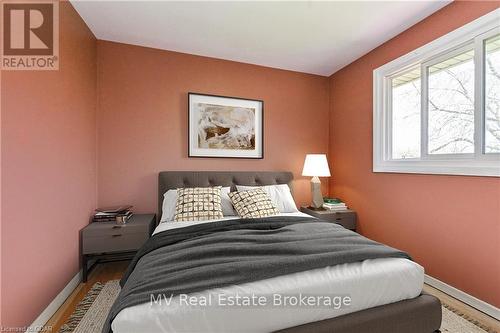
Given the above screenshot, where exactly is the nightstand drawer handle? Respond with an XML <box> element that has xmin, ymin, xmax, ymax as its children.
<box><xmin>112</xmin><ymin>225</ymin><xmax>123</xmax><ymax>229</ymax></box>
<box><xmin>336</xmin><ymin>217</ymin><xmax>342</xmax><ymax>221</ymax></box>
<box><xmin>111</xmin><ymin>234</ymin><xmax>122</xmax><ymax>237</ymax></box>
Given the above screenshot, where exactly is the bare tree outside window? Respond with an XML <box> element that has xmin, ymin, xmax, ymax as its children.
<box><xmin>392</xmin><ymin>69</ymin><xmax>421</xmax><ymax>159</ymax></box>
<box><xmin>391</xmin><ymin>35</ymin><xmax>500</xmax><ymax>158</ymax></box>
<box><xmin>428</xmin><ymin>49</ymin><xmax>475</xmax><ymax>155</ymax></box>
<box><xmin>485</xmin><ymin>34</ymin><xmax>500</xmax><ymax>153</ymax></box>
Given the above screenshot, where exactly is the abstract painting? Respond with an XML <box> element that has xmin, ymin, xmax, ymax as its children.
<box><xmin>188</xmin><ymin>93</ymin><xmax>263</xmax><ymax>158</ymax></box>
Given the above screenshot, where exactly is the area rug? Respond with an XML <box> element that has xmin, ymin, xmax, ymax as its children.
<box><xmin>59</xmin><ymin>280</ymin><xmax>497</xmax><ymax>333</ymax></box>
<box><xmin>58</xmin><ymin>280</ymin><xmax>120</xmax><ymax>333</ymax></box>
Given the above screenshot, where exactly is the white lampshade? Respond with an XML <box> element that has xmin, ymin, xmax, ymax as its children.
<box><xmin>302</xmin><ymin>154</ymin><xmax>331</xmax><ymax>177</ymax></box>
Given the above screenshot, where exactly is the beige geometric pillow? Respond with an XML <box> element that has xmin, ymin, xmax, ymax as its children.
<box><xmin>228</xmin><ymin>188</ymin><xmax>280</xmax><ymax>218</ymax></box>
<box><xmin>174</xmin><ymin>186</ymin><xmax>223</xmax><ymax>221</ymax></box>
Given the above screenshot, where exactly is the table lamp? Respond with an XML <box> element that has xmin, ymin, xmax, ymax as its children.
<box><xmin>302</xmin><ymin>154</ymin><xmax>331</xmax><ymax>210</ymax></box>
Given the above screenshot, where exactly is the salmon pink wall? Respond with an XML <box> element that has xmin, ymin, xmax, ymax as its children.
<box><xmin>2</xmin><ymin>1</ymin><xmax>497</xmax><ymax>328</ymax></box>
<box><xmin>328</xmin><ymin>1</ymin><xmax>500</xmax><ymax>307</ymax></box>
<box><xmin>0</xmin><ymin>61</ymin><xmax>3</xmax><ymax>327</ymax></box>
<box><xmin>97</xmin><ymin>41</ymin><xmax>330</xmax><ymax>212</ymax></box>
<box><xmin>1</xmin><ymin>3</ymin><xmax>97</xmax><ymax>327</ymax></box>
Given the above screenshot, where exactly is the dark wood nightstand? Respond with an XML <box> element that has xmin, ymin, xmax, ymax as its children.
<box><xmin>81</xmin><ymin>213</ymin><xmax>156</xmax><ymax>282</ymax></box>
<box><xmin>300</xmin><ymin>206</ymin><xmax>357</xmax><ymax>231</ymax></box>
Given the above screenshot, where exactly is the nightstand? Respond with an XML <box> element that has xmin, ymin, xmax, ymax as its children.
<box><xmin>300</xmin><ymin>206</ymin><xmax>357</xmax><ymax>231</ymax></box>
<box><xmin>81</xmin><ymin>213</ymin><xmax>156</xmax><ymax>282</ymax></box>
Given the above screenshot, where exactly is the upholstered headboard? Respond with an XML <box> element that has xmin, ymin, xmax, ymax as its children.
<box><xmin>158</xmin><ymin>171</ymin><xmax>293</xmax><ymax>219</ymax></box>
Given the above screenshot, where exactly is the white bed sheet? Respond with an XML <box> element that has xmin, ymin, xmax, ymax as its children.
<box><xmin>153</xmin><ymin>212</ymin><xmax>311</xmax><ymax>235</ymax></box>
<box><xmin>112</xmin><ymin>214</ymin><xmax>424</xmax><ymax>333</ymax></box>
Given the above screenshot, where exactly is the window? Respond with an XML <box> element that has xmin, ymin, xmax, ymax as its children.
<box><xmin>391</xmin><ymin>67</ymin><xmax>421</xmax><ymax>159</ymax></box>
<box><xmin>485</xmin><ymin>34</ymin><xmax>500</xmax><ymax>154</ymax></box>
<box><xmin>373</xmin><ymin>9</ymin><xmax>500</xmax><ymax>177</ymax></box>
<box><xmin>427</xmin><ymin>47</ymin><xmax>475</xmax><ymax>155</ymax></box>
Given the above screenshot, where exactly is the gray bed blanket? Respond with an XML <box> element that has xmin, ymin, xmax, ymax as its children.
<box><xmin>104</xmin><ymin>216</ymin><xmax>411</xmax><ymax>332</ymax></box>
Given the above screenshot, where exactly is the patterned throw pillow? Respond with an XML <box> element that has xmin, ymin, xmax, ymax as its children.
<box><xmin>174</xmin><ymin>186</ymin><xmax>223</xmax><ymax>222</ymax></box>
<box><xmin>228</xmin><ymin>188</ymin><xmax>280</xmax><ymax>218</ymax></box>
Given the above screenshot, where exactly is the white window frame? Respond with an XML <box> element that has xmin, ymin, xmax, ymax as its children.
<box><xmin>373</xmin><ymin>9</ymin><xmax>500</xmax><ymax>177</ymax></box>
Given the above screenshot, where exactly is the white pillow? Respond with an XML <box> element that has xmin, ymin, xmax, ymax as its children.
<box><xmin>161</xmin><ymin>189</ymin><xmax>178</xmax><ymax>222</ymax></box>
<box><xmin>220</xmin><ymin>187</ymin><xmax>237</xmax><ymax>216</ymax></box>
<box><xmin>235</xmin><ymin>184</ymin><xmax>298</xmax><ymax>213</ymax></box>
<box><xmin>160</xmin><ymin>187</ymin><xmax>236</xmax><ymax>222</ymax></box>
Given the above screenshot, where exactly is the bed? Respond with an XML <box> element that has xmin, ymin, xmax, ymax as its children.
<box><xmin>105</xmin><ymin>171</ymin><xmax>442</xmax><ymax>333</ymax></box>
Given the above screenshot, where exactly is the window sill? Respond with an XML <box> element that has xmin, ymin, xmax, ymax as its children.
<box><xmin>373</xmin><ymin>160</ymin><xmax>500</xmax><ymax>177</ymax></box>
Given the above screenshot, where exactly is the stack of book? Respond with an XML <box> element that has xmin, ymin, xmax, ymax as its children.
<box><xmin>93</xmin><ymin>205</ymin><xmax>133</xmax><ymax>223</ymax></box>
<box><xmin>323</xmin><ymin>198</ymin><xmax>348</xmax><ymax>211</ymax></box>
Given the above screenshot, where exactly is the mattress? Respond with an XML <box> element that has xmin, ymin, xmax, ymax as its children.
<box><xmin>112</xmin><ymin>214</ymin><xmax>424</xmax><ymax>333</ymax></box>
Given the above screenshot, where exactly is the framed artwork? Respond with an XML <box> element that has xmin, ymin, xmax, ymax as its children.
<box><xmin>188</xmin><ymin>93</ymin><xmax>264</xmax><ymax>159</ymax></box>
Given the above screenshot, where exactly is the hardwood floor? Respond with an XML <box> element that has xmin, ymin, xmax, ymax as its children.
<box><xmin>45</xmin><ymin>261</ymin><xmax>499</xmax><ymax>332</ymax></box>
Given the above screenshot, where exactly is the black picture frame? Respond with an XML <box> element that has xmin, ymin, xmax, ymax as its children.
<box><xmin>188</xmin><ymin>92</ymin><xmax>264</xmax><ymax>159</ymax></box>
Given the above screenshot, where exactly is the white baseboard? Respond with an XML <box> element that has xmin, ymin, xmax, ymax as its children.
<box><xmin>27</xmin><ymin>270</ymin><xmax>82</xmax><ymax>332</ymax></box>
<box><xmin>425</xmin><ymin>274</ymin><xmax>500</xmax><ymax>320</ymax></box>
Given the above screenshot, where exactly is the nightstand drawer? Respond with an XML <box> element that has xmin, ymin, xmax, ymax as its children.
<box><xmin>82</xmin><ymin>222</ymin><xmax>147</xmax><ymax>238</ymax></box>
<box><xmin>82</xmin><ymin>232</ymin><xmax>148</xmax><ymax>254</ymax></box>
<box><xmin>323</xmin><ymin>212</ymin><xmax>356</xmax><ymax>230</ymax></box>
<box><xmin>300</xmin><ymin>207</ymin><xmax>357</xmax><ymax>231</ymax></box>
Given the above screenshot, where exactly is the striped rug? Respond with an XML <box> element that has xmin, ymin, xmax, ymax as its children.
<box><xmin>58</xmin><ymin>280</ymin><xmax>120</xmax><ymax>333</ymax></box>
<box><xmin>59</xmin><ymin>280</ymin><xmax>497</xmax><ymax>333</ymax></box>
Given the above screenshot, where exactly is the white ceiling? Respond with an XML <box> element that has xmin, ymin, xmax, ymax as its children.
<box><xmin>71</xmin><ymin>1</ymin><xmax>451</xmax><ymax>76</ymax></box>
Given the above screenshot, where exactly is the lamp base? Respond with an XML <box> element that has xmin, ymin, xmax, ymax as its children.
<box><xmin>310</xmin><ymin>176</ymin><xmax>324</xmax><ymax>209</ymax></box>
